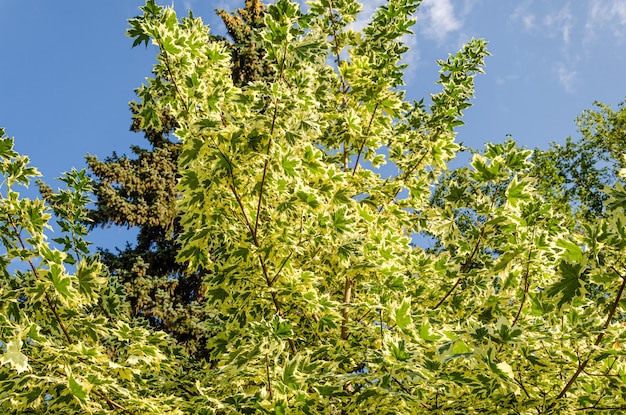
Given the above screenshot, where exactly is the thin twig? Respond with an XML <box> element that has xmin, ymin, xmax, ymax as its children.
<box><xmin>340</xmin><ymin>277</ymin><xmax>353</xmax><ymax>340</ymax></box>
<box><xmin>265</xmin><ymin>354</ymin><xmax>274</xmax><ymax>400</ymax></box>
<box><xmin>352</xmin><ymin>102</ymin><xmax>380</xmax><ymax>175</ymax></box>
<box><xmin>549</xmin><ymin>266</ymin><xmax>626</xmax><ymax>407</ymax></box>
<box><xmin>270</xmin><ymin>251</ymin><xmax>293</xmax><ymax>286</ymax></box>
<box><xmin>6</xmin><ymin>214</ymin><xmax>73</xmax><ymax>344</ymax></box>
<box><xmin>433</xmin><ymin>183</ymin><xmax>503</xmax><ymax>310</ymax></box>
<box><xmin>156</xmin><ymin>39</ymin><xmax>190</xmax><ymax>115</ymax></box>
<box><xmin>25</xmin><ymin>352</ymin><xmax>136</xmax><ymax>414</ymax></box>
<box><xmin>327</xmin><ymin>0</ymin><xmax>351</xmax><ymax>172</ymax></box>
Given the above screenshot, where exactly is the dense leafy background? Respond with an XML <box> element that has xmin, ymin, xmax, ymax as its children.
<box><xmin>1</xmin><ymin>1</ymin><xmax>626</xmax><ymax>414</ymax></box>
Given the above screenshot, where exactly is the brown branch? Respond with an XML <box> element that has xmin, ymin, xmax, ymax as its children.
<box><xmin>352</xmin><ymin>102</ymin><xmax>380</xmax><ymax>175</ymax></box>
<box><xmin>156</xmin><ymin>13</ymin><xmax>295</xmax><ymax>355</ymax></box>
<box><xmin>229</xmin><ymin>184</ymin><xmax>258</xmax><ymax>244</ymax></box>
<box><xmin>25</xmin><ymin>352</ymin><xmax>136</xmax><ymax>414</ymax></box>
<box><xmin>254</xmin><ymin>102</ymin><xmax>277</xmax><ymax>238</ymax></box>
<box><xmin>92</xmin><ymin>390</ymin><xmax>136</xmax><ymax>415</ymax></box>
<box><xmin>254</xmin><ymin>26</ymin><xmax>289</xmax><ymax>237</ymax></box>
<box><xmin>549</xmin><ymin>266</ymin><xmax>626</xmax><ymax>407</ymax></box>
<box><xmin>392</xmin><ymin>376</ymin><xmax>411</xmax><ymax>394</ymax></box>
<box><xmin>512</xmin><ymin>236</ymin><xmax>535</xmax><ymax>328</ymax></box>
<box><xmin>155</xmin><ymin>39</ymin><xmax>190</xmax><ymax>116</ymax></box>
<box><xmin>378</xmin><ymin>147</ymin><xmax>430</xmax><ymax>213</ymax></box>
<box><xmin>327</xmin><ymin>0</ymin><xmax>351</xmax><ymax>172</ymax></box>
<box><xmin>340</xmin><ymin>277</ymin><xmax>353</xmax><ymax>340</ymax></box>
<box><xmin>7</xmin><ymin>214</ymin><xmax>73</xmax><ymax>344</ymax></box>
<box><xmin>575</xmin><ymin>406</ymin><xmax>626</xmax><ymax>411</ymax></box>
<box><xmin>265</xmin><ymin>354</ymin><xmax>274</xmax><ymax>400</ymax></box>
<box><xmin>230</xmin><ymin>182</ymin><xmax>297</xmax><ymax>355</ymax></box>
<box><xmin>432</xmin><ymin>182</ymin><xmax>503</xmax><ymax>310</ymax></box>
<box><xmin>270</xmin><ymin>251</ymin><xmax>293</xmax><ymax>286</ymax></box>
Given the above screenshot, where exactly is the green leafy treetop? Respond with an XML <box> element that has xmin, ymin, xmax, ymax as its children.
<box><xmin>128</xmin><ymin>0</ymin><xmax>626</xmax><ymax>413</ymax></box>
<box><xmin>0</xmin><ymin>129</ymin><xmax>185</xmax><ymax>413</ymax></box>
<box><xmin>3</xmin><ymin>0</ymin><xmax>626</xmax><ymax>413</ymax></box>
<box><xmin>59</xmin><ymin>0</ymin><xmax>274</xmax><ymax>360</ymax></box>
<box><xmin>532</xmin><ymin>99</ymin><xmax>626</xmax><ymax>221</ymax></box>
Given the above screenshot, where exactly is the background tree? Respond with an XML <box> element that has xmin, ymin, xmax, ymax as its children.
<box><xmin>0</xmin><ymin>129</ymin><xmax>185</xmax><ymax>414</ymax></box>
<box><xmin>129</xmin><ymin>0</ymin><xmax>626</xmax><ymax>412</ymax></box>
<box><xmin>531</xmin><ymin>99</ymin><xmax>626</xmax><ymax>221</ymax></box>
<box><xmin>57</xmin><ymin>0</ymin><xmax>271</xmax><ymax>359</ymax></box>
<box><xmin>5</xmin><ymin>0</ymin><xmax>626</xmax><ymax>413</ymax></box>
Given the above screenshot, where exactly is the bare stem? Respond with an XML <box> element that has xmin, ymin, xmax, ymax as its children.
<box><xmin>340</xmin><ymin>277</ymin><xmax>353</xmax><ymax>340</ymax></box>
<box><xmin>352</xmin><ymin>102</ymin><xmax>380</xmax><ymax>175</ymax></box>
<box><xmin>433</xmin><ymin>183</ymin><xmax>503</xmax><ymax>309</ymax></box>
<box><xmin>327</xmin><ymin>0</ymin><xmax>351</xmax><ymax>172</ymax></box>
<box><xmin>550</xmin><ymin>266</ymin><xmax>626</xmax><ymax>407</ymax></box>
<box><xmin>25</xmin><ymin>352</ymin><xmax>135</xmax><ymax>414</ymax></box>
<box><xmin>156</xmin><ymin>39</ymin><xmax>190</xmax><ymax>115</ymax></box>
<box><xmin>7</xmin><ymin>214</ymin><xmax>73</xmax><ymax>344</ymax></box>
<box><xmin>265</xmin><ymin>354</ymin><xmax>274</xmax><ymax>400</ymax></box>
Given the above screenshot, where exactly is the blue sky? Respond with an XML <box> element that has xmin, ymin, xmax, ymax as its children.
<box><xmin>1</xmin><ymin>0</ymin><xmax>625</xmax><ymax>249</ymax></box>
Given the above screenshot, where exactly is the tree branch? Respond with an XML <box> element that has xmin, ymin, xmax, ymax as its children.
<box><xmin>433</xmin><ymin>182</ymin><xmax>503</xmax><ymax>309</ymax></box>
<box><xmin>352</xmin><ymin>102</ymin><xmax>380</xmax><ymax>175</ymax></box>
<box><xmin>340</xmin><ymin>277</ymin><xmax>353</xmax><ymax>340</ymax></box>
<box><xmin>7</xmin><ymin>214</ymin><xmax>73</xmax><ymax>344</ymax></box>
<box><xmin>265</xmin><ymin>354</ymin><xmax>274</xmax><ymax>400</ymax></box>
<box><xmin>327</xmin><ymin>0</ymin><xmax>351</xmax><ymax>172</ymax></box>
<box><xmin>550</xmin><ymin>266</ymin><xmax>626</xmax><ymax>407</ymax></box>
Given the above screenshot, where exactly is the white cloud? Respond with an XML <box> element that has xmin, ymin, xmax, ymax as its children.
<box><xmin>419</xmin><ymin>0</ymin><xmax>462</xmax><ymax>42</ymax></box>
<box><xmin>586</xmin><ymin>0</ymin><xmax>626</xmax><ymax>41</ymax></box>
<box><xmin>510</xmin><ymin>2</ymin><xmax>536</xmax><ymax>31</ymax></box>
<box><xmin>556</xmin><ymin>62</ymin><xmax>577</xmax><ymax>93</ymax></box>
<box><xmin>496</xmin><ymin>75</ymin><xmax>521</xmax><ymax>86</ymax></box>
<box><xmin>544</xmin><ymin>3</ymin><xmax>574</xmax><ymax>45</ymax></box>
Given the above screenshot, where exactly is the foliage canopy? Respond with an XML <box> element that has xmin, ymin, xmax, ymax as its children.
<box><xmin>2</xmin><ymin>1</ymin><xmax>626</xmax><ymax>414</ymax></box>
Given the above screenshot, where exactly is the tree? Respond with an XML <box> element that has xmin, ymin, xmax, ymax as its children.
<box><xmin>0</xmin><ymin>129</ymin><xmax>185</xmax><ymax>413</ymax></box>
<box><xmin>3</xmin><ymin>0</ymin><xmax>626</xmax><ymax>413</ymax></box>
<box><xmin>129</xmin><ymin>0</ymin><xmax>626</xmax><ymax>412</ymax></box>
<box><xmin>532</xmin><ymin>99</ymin><xmax>626</xmax><ymax>221</ymax></box>
<box><xmin>71</xmin><ymin>0</ymin><xmax>271</xmax><ymax>359</ymax></box>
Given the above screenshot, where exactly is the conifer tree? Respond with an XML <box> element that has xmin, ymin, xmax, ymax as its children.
<box><xmin>79</xmin><ymin>0</ymin><xmax>270</xmax><ymax>358</ymax></box>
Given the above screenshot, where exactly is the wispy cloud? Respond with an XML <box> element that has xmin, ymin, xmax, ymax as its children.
<box><xmin>510</xmin><ymin>2</ymin><xmax>536</xmax><ymax>30</ymax></box>
<box><xmin>544</xmin><ymin>3</ymin><xmax>574</xmax><ymax>45</ymax></box>
<box><xmin>555</xmin><ymin>62</ymin><xmax>577</xmax><ymax>93</ymax></box>
<box><xmin>586</xmin><ymin>0</ymin><xmax>626</xmax><ymax>42</ymax></box>
<box><xmin>418</xmin><ymin>0</ymin><xmax>462</xmax><ymax>42</ymax></box>
<box><xmin>496</xmin><ymin>75</ymin><xmax>521</xmax><ymax>86</ymax></box>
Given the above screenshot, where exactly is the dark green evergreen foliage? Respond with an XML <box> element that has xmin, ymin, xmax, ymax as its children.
<box><xmin>82</xmin><ymin>1</ymin><xmax>270</xmax><ymax>358</ymax></box>
<box><xmin>532</xmin><ymin>99</ymin><xmax>626</xmax><ymax>220</ymax></box>
<box><xmin>216</xmin><ymin>0</ymin><xmax>274</xmax><ymax>87</ymax></box>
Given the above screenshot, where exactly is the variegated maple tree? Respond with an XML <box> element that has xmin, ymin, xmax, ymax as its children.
<box><xmin>126</xmin><ymin>0</ymin><xmax>626</xmax><ymax>413</ymax></box>
<box><xmin>2</xmin><ymin>0</ymin><xmax>626</xmax><ymax>414</ymax></box>
<box><xmin>0</xmin><ymin>129</ymin><xmax>187</xmax><ymax>413</ymax></box>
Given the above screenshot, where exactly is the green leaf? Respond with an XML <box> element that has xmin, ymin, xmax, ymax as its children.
<box><xmin>48</xmin><ymin>264</ymin><xmax>75</xmax><ymax>301</ymax></box>
<box><xmin>271</xmin><ymin>315</ymin><xmax>293</xmax><ymax>340</ymax></box>
<box><xmin>556</xmin><ymin>238</ymin><xmax>584</xmax><ymax>263</ymax></box>
<box><xmin>547</xmin><ymin>261</ymin><xmax>584</xmax><ymax>308</ymax></box>
<box><xmin>0</xmin><ymin>337</ymin><xmax>29</xmax><ymax>374</ymax></box>
<box><xmin>389</xmin><ymin>339</ymin><xmax>410</xmax><ymax>361</ymax></box>
<box><xmin>419</xmin><ymin>320</ymin><xmax>441</xmax><ymax>342</ymax></box>
<box><xmin>68</xmin><ymin>373</ymin><xmax>89</xmax><ymax>404</ymax></box>
<box><xmin>76</xmin><ymin>258</ymin><xmax>105</xmax><ymax>302</ymax></box>
<box><xmin>296</xmin><ymin>191</ymin><xmax>320</xmax><ymax>209</ymax></box>
<box><xmin>332</xmin><ymin>208</ymin><xmax>355</xmax><ymax>233</ymax></box>
<box><xmin>282</xmin><ymin>358</ymin><xmax>298</xmax><ymax>390</ymax></box>
<box><xmin>506</xmin><ymin>176</ymin><xmax>531</xmax><ymax>207</ymax></box>
<box><xmin>394</xmin><ymin>299</ymin><xmax>412</xmax><ymax>333</ymax></box>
